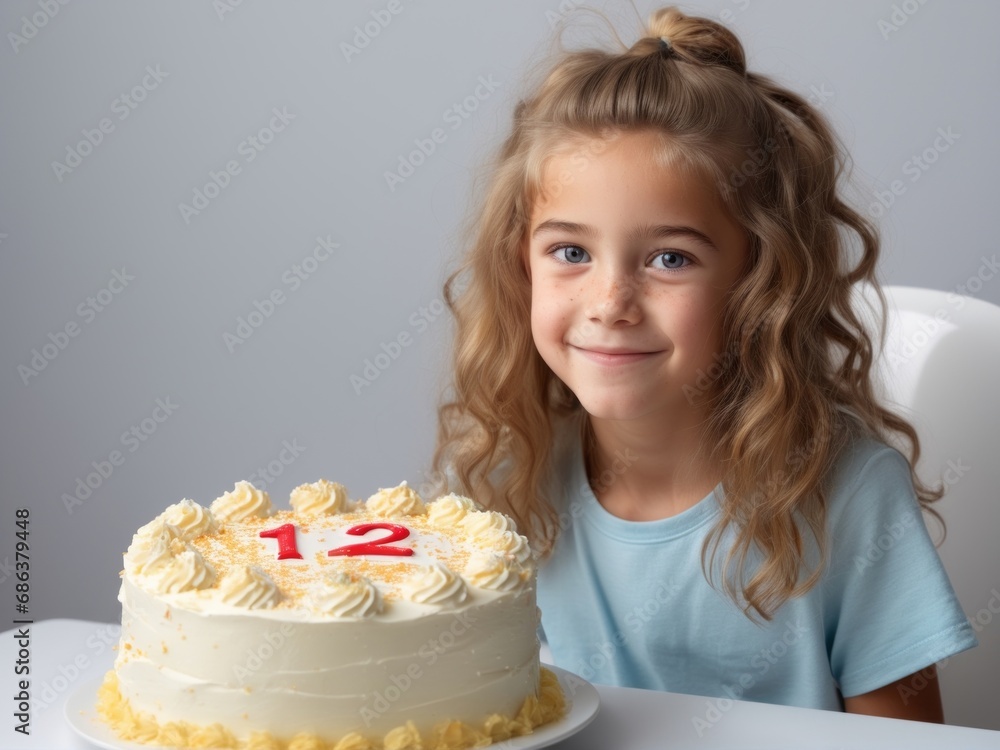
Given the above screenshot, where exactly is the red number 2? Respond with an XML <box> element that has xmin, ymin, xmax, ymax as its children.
<box><xmin>327</xmin><ymin>523</ymin><xmax>414</xmax><ymax>557</ymax></box>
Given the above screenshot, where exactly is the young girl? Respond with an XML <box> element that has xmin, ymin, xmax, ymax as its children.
<box><xmin>428</xmin><ymin>5</ymin><xmax>976</xmax><ymax>722</ymax></box>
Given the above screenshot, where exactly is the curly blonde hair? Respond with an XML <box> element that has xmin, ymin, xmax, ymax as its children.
<box><xmin>429</xmin><ymin>5</ymin><xmax>943</xmax><ymax>620</ymax></box>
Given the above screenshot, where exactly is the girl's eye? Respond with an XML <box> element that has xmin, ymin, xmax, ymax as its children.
<box><xmin>551</xmin><ymin>245</ymin><xmax>590</xmax><ymax>264</ymax></box>
<box><xmin>652</xmin><ymin>251</ymin><xmax>690</xmax><ymax>271</ymax></box>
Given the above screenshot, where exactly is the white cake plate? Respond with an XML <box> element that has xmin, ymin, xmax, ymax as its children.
<box><xmin>65</xmin><ymin>664</ymin><xmax>599</xmax><ymax>750</ymax></box>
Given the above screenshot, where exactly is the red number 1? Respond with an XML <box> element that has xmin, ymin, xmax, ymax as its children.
<box><xmin>327</xmin><ymin>523</ymin><xmax>414</xmax><ymax>557</ymax></box>
<box><xmin>259</xmin><ymin>523</ymin><xmax>303</xmax><ymax>560</ymax></box>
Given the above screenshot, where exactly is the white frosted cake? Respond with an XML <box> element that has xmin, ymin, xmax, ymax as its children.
<box><xmin>97</xmin><ymin>479</ymin><xmax>564</xmax><ymax>749</ymax></box>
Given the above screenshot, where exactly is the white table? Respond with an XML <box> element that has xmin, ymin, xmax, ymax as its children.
<box><xmin>3</xmin><ymin>619</ymin><xmax>999</xmax><ymax>750</ymax></box>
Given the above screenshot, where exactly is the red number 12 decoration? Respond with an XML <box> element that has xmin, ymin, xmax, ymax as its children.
<box><xmin>259</xmin><ymin>522</ymin><xmax>414</xmax><ymax>559</ymax></box>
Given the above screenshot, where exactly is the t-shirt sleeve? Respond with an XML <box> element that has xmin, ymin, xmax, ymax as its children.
<box><xmin>822</xmin><ymin>442</ymin><xmax>978</xmax><ymax>697</ymax></box>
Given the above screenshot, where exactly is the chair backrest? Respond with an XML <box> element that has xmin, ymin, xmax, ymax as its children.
<box><xmin>855</xmin><ymin>283</ymin><xmax>1000</xmax><ymax>730</ymax></box>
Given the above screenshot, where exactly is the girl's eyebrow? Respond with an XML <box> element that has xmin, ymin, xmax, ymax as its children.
<box><xmin>530</xmin><ymin>219</ymin><xmax>718</xmax><ymax>251</ymax></box>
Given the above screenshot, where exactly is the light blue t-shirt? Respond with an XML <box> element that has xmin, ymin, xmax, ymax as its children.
<box><xmin>537</xmin><ymin>428</ymin><xmax>978</xmax><ymax>711</ymax></box>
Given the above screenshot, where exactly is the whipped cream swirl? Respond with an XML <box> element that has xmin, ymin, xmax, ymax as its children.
<box><xmin>426</xmin><ymin>493</ymin><xmax>477</xmax><ymax>528</ymax></box>
<box><xmin>124</xmin><ymin>519</ymin><xmax>179</xmax><ymax>576</ymax></box>
<box><xmin>150</xmin><ymin>546</ymin><xmax>216</xmax><ymax>594</ymax></box>
<box><xmin>366</xmin><ymin>481</ymin><xmax>425</xmax><ymax>516</ymax></box>
<box><xmin>159</xmin><ymin>499</ymin><xmax>217</xmax><ymax>540</ymax></box>
<box><xmin>290</xmin><ymin>479</ymin><xmax>349</xmax><ymax>517</ymax></box>
<box><xmin>307</xmin><ymin>572</ymin><xmax>383</xmax><ymax>618</ymax></box>
<box><xmin>383</xmin><ymin>722</ymin><xmax>422</xmax><ymax>750</ymax></box>
<box><xmin>218</xmin><ymin>565</ymin><xmax>280</xmax><ymax>609</ymax></box>
<box><xmin>210</xmin><ymin>481</ymin><xmax>273</xmax><ymax>523</ymax></box>
<box><xmin>463</xmin><ymin>551</ymin><xmax>527</xmax><ymax>592</ymax></box>
<box><xmin>484</xmin><ymin>529</ymin><xmax>533</xmax><ymax>565</ymax></box>
<box><xmin>461</xmin><ymin>509</ymin><xmax>516</xmax><ymax>538</ymax></box>
<box><xmin>402</xmin><ymin>563</ymin><xmax>468</xmax><ymax>607</ymax></box>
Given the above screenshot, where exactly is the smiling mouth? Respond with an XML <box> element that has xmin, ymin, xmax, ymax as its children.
<box><xmin>572</xmin><ymin>346</ymin><xmax>663</xmax><ymax>365</ymax></box>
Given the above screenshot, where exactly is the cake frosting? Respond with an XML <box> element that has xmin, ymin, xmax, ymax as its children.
<box><xmin>97</xmin><ymin>479</ymin><xmax>564</xmax><ymax>749</ymax></box>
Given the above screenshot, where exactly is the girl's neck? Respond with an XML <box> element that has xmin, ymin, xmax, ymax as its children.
<box><xmin>583</xmin><ymin>412</ymin><xmax>722</xmax><ymax>521</ymax></box>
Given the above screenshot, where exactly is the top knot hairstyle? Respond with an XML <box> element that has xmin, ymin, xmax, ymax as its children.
<box><xmin>431</xmin><ymin>6</ymin><xmax>943</xmax><ymax>621</ymax></box>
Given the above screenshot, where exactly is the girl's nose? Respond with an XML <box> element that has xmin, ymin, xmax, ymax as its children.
<box><xmin>587</xmin><ymin>272</ymin><xmax>641</xmax><ymax>326</ymax></box>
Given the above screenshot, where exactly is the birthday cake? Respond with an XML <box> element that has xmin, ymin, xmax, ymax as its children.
<box><xmin>96</xmin><ymin>479</ymin><xmax>564</xmax><ymax>749</ymax></box>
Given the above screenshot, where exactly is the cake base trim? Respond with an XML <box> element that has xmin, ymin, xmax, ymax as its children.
<box><xmin>95</xmin><ymin>666</ymin><xmax>566</xmax><ymax>750</ymax></box>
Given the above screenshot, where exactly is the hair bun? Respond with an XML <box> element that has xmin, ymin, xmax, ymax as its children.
<box><xmin>643</xmin><ymin>6</ymin><xmax>747</xmax><ymax>75</ymax></box>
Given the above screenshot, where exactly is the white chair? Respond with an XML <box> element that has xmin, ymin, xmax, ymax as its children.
<box><xmin>857</xmin><ymin>283</ymin><xmax>1000</xmax><ymax>730</ymax></box>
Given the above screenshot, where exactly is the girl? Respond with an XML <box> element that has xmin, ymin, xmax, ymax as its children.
<box><xmin>429</xmin><ymin>5</ymin><xmax>976</xmax><ymax>722</ymax></box>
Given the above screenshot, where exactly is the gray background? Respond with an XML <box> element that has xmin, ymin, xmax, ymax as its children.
<box><xmin>1</xmin><ymin>0</ymin><xmax>998</xmax><ymax>728</ymax></box>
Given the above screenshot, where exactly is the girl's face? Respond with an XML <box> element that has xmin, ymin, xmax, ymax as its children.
<box><xmin>526</xmin><ymin>130</ymin><xmax>749</xmax><ymax>423</ymax></box>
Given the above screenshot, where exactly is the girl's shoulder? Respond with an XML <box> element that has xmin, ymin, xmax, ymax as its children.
<box><xmin>822</xmin><ymin>433</ymin><xmax>921</xmax><ymax>526</ymax></box>
<box><xmin>829</xmin><ymin>431</ymin><xmax>906</xmax><ymax>477</ymax></box>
